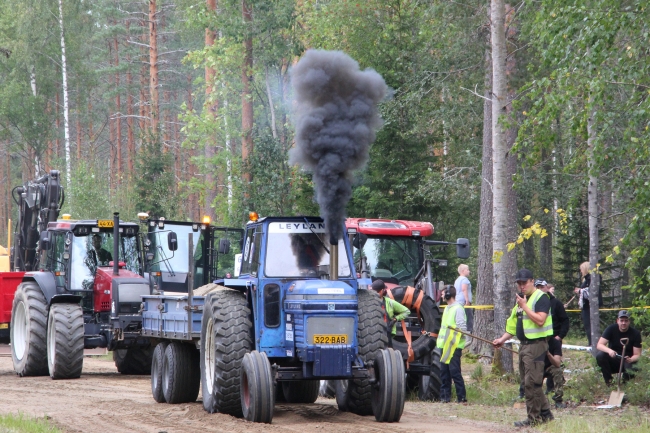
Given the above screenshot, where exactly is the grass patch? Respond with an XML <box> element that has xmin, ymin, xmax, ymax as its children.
<box><xmin>0</xmin><ymin>413</ymin><xmax>61</xmax><ymax>433</ymax></box>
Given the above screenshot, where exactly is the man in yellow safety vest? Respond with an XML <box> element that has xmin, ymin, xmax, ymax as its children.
<box><xmin>436</xmin><ymin>285</ymin><xmax>467</xmax><ymax>403</ymax></box>
<box><xmin>493</xmin><ymin>268</ymin><xmax>554</xmax><ymax>427</ymax></box>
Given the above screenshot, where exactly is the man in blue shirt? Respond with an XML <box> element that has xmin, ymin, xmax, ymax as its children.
<box><xmin>454</xmin><ymin>264</ymin><xmax>473</xmax><ymax>332</ymax></box>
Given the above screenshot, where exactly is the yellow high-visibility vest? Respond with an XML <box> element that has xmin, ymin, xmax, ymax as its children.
<box><xmin>505</xmin><ymin>289</ymin><xmax>553</xmax><ymax>339</ymax></box>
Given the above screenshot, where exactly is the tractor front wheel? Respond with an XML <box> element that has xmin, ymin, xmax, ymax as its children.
<box><xmin>371</xmin><ymin>348</ymin><xmax>405</xmax><ymax>422</ymax></box>
<box><xmin>240</xmin><ymin>351</ymin><xmax>274</xmax><ymax>423</ymax></box>
<box><xmin>47</xmin><ymin>303</ymin><xmax>84</xmax><ymax>379</ymax></box>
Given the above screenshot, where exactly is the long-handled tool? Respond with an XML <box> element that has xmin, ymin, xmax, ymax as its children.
<box><xmin>607</xmin><ymin>337</ymin><xmax>629</xmax><ymax>407</ymax></box>
<box><xmin>448</xmin><ymin>326</ymin><xmax>518</xmax><ymax>354</ymax></box>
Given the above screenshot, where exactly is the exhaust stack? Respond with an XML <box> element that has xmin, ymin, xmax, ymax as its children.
<box><xmin>329</xmin><ymin>240</ymin><xmax>338</xmax><ymax>281</ymax></box>
<box><xmin>113</xmin><ymin>212</ymin><xmax>120</xmax><ymax>276</ymax></box>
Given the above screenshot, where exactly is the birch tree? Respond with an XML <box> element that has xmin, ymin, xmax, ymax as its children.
<box><xmin>57</xmin><ymin>0</ymin><xmax>71</xmax><ymax>187</ymax></box>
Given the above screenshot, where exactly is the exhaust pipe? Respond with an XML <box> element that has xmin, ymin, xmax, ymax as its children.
<box><xmin>329</xmin><ymin>239</ymin><xmax>338</xmax><ymax>281</ymax></box>
<box><xmin>113</xmin><ymin>212</ymin><xmax>120</xmax><ymax>276</ymax></box>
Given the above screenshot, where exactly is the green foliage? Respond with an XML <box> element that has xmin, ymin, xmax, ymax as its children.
<box><xmin>62</xmin><ymin>161</ymin><xmax>111</xmax><ymax>220</ymax></box>
<box><xmin>134</xmin><ymin>134</ymin><xmax>179</xmax><ymax>219</ymax></box>
<box><xmin>0</xmin><ymin>412</ymin><xmax>61</xmax><ymax>433</ymax></box>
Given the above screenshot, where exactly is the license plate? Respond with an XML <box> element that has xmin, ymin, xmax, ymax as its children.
<box><xmin>313</xmin><ymin>334</ymin><xmax>347</xmax><ymax>344</ymax></box>
<box><xmin>98</xmin><ymin>219</ymin><xmax>114</xmax><ymax>228</ymax></box>
<box><xmin>0</xmin><ymin>323</ymin><xmax>7</xmax><ymax>329</ymax></box>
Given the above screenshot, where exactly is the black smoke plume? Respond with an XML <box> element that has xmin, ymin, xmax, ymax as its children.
<box><xmin>290</xmin><ymin>50</ymin><xmax>387</xmax><ymax>245</ymax></box>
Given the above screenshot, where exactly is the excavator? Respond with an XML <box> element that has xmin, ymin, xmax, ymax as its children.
<box><xmin>0</xmin><ymin>170</ymin><xmax>152</xmax><ymax>378</ymax></box>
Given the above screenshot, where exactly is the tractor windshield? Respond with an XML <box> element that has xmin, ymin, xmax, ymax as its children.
<box><xmin>69</xmin><ymin>232</ymin><xmax>141</xmax><ymax>292</ymax></box>
<box><xmin>354</xmin><ymin>236</ymin><xmax>421</xmax><ymax>286</ymax></box>
<box><xmin>147</xmin><ymin>226</ymin><xmax>202</xmax><ymax>275</ymax></box>
<box><xmin>264</xmin><ymin>222</ymin><xmax>352</xmax><ymax>278</ymax></box>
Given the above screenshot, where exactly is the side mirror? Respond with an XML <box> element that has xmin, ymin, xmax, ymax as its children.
<box><xmin>167</xmin><ymin>232</ymin><xmax>178</xmax><ymax>251</ymax></box>
<box><xmin>456</xmin><ymin>238</ymin><xmax>470</xmax><ymax>259</ymax></box>
<box><xmin>39</xmin><ymin>231</ymin><xmax>52</xmax><ymax>251</ymax></box>
<box><xmin>218</xmin><ymin>239</ymin><xmax>230</xmax><ymax>255</ymax></box>
<box><xmin>352</xmin><ymin>233</ymin><xmax>368</xmax><ymax>249</ymax></box>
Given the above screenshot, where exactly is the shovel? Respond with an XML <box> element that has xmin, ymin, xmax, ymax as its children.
<box><xmin>607</xmin><ymin>337</ymin><xmax>629</xmax><ymax>407</ymax></box>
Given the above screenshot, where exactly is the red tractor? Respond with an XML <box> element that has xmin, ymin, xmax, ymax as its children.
<box><xmin>341</xmin><ymin>218</ymin><xmax>469</xmax><ymax>401</ymax></box>
<box><xmin>0</xmin><ymin>170</ymin><xmax>153</xmax><ymax>379</ymax></box>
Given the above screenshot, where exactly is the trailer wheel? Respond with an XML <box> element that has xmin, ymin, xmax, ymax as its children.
<box><xmin>162</xmin><ymin>342</ymin><xmax>200</xmax><ymax>404</ymax></box>
<box><xmin>241</xmin><ymin>351</ymin><xmax>274</xmax><ymax>423</ymax></box>
<box><xmin>151</xmin><ymin>342</ymin><xmax>168</xmax><ymax>403</ymax></box>
<box><xmin>201</xmin><ymin>289</ymin><xmax>253</xmax><ymax>416</ymax></box>
<box><xmin>336</xmin><ymin>289</ymin><xmax>388</xmax><ymax>415</ymax></box>
<box><xmin>47</xmin><ymin>303</ymin><xmax>84</xmax><ymax>379</ymax></box>
<box><xmin>371</xmin><ymin>348</ymin><xmax>405</xmax><ymax>422</ymax></box>
<box><xmin>11</xmin><ymin>282</ymin><xmax>49</xmax><ymax>377</ymax></box>
<box><xmin>113</xmin><ymin>347</ymin><xmax>153</xmax><ymax>375</ymax></box>
<box><xmin>418</xmin><ymin>348</ymin><xmax>442</xmax><ymax>401</ymax></box>
<box><xmin>282</xmin><ymin>380</ymin><xmax>319</xmax><ymax>403</ymax></box>
<box><xmin>319</xmin><ymin>380</ymin><xmax>336</xmax><ymax>398</ymax></box>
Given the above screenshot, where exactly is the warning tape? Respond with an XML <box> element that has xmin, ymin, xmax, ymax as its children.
<box><xmin>441</xmin><ymin>305</ymin><xmax>650</xmax><ymax>312</ymax></box>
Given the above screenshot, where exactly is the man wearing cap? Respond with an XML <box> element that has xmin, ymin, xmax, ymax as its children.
<box><xmin>595</xmin><ymin>310</ymin><xmax>643</xmax><ymax>385</ymax></box>
<box><xmin>493</xmin><ymin>269</ymin><xmax>554</xmax><ymax>427</ymax></box>
<box><xmin>370</xmin><ymin>279</ymin><xmax>411</xmax><ymax>336</ymax></box>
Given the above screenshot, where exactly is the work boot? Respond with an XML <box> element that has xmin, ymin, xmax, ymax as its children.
<box><xmin>540</xmin><ymin>409</ymin><xmax>554</xmax><ymax>422</ymax></box>
<box><xmin>554</xmin><ymin>401</ymin><xmax>566</xmax><ymax>409</ymax></box>
<box><xmin>513</xmin><ymin>419</ymin><xmax>531</xmax><ymax>427</ymax></box>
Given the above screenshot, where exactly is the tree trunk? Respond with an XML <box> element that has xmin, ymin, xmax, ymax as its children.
<box><xmin>149</xmin><ymin>0</ymin><xmax>159</xmax><ymax>133</ymax></box>
<box><xmin>114</xmin><ymin>37</ymin><xmax>122</xmax><ymax>181</ymax></box>
<box><xmin>58</xmin><ymin>0</ymin><xmax>71</xmax><ymax>188</ymax></box>
<box><xmin>204</xmin><ymin>0</ymin><xmax>218</xmax><ymax>220</ymax></box>
<box><xmin>491</xmin><ymin>0</ymin><xmax>512</xmax><ymax>373</ymax></box>
<box><xmin>241</xmin><ymin>0</ymin><xmax>254</xmax><ymax>188</ymax></box>
<box><xmin>473</xmin><ymin>39</ymin><xmax>494</xmax><ymax>360</ymax></box>
<box><xmin>587</xmin><ymin>92</ymin><xmax>600</xmax><ymax>352</ymax></box>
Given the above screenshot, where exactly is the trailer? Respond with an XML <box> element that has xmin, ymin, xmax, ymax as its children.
<box><xmin>142</xmin><ymin>215</ymin><xmax>406</xmax><ymax>423</ymax></box>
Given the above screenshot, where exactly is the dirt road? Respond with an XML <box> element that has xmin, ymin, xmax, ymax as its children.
<box><xmin>0</xmin><ymin>346</ymin><xmax>511</xmax><ymax>433</ymax></box>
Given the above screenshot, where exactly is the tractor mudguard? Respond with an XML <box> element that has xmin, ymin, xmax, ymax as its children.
<box><xmin>23</xmin><ymin>272</ymin><xmax>60</xmax><ymax>304</ymax></box>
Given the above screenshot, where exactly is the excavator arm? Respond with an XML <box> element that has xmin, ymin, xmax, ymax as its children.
<box><xmin>11</xmin><ymin>170</ymin><xmax>64</xmax><ymax>271</ymax></box>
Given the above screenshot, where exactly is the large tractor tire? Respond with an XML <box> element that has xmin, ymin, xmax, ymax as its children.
<box><xmin>336</xmin><ymin>289</ymin><xmax>388</xmax><ymax>415</ymax></box>
<box><xmin>388</xmin><ymin>286</ymin><xmax>440</xmax><ymax>362</ymax></box>
<box><xmin>418</xmin><ymin>348</ymin><xmax>442</xmax><ymax>401</ymax></box>
<box><xmin>319</xmin><ymin>380</ymin><xmax>336</xmax><ymax>398</ymax></box>
<box><xmin>151</xmin><ymin>342</ymin><xmax>168</xmax><ymax>403</ymax></box>
<box><xmin>47</xmin><ymin>303</ymin><xmax>84</xmax><ymax>379</ymax></box>
<box><xmin>282</xmin><ymin>380</ymin><xmax>320</xmax><ymax>403</ymax></box>
<box><xmin>113</xmin><ymin>347</ymin><xmax>154</xmax><ymax>375</ymax></box>
<box><xmin>11</xmin><ymin>282</ymin><xmax>49</xmax><ymax>377</ymax></box>
<box><xmin>162</xmin><ymin>342</ymin><xmax>201</xmax><ymax>404</ymax></box>
<box><xmin>371</xmin><ymin>348</ymin><xmax>405</xmax><ymax>423</ymax></box>
<box><xmin>240</xmin><ymin>351</ymin><xmax>275</xmax><ymax>423</ymax></box>
<box><xmin>201</xmin><ymin>289</ymin><xmax>253</xmax><ymax>416</ymax></box>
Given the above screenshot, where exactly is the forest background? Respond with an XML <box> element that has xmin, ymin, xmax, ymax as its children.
<box><xmin>1</xmin><ymin>0</ymin><xmax>649</xmax><ymax>370</ymax></box>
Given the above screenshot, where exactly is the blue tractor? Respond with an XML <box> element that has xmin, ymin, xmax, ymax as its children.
<box><xmin>142</xmin><ymin>215</ymin><xmax>405</xmax><ymax>423</ymax></box>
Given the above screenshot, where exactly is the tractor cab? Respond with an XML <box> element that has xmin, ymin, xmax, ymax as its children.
<box><xmin>143</xmin><ymin>217</ymin><xmax>243</xmax><ymax>293</ymax></box>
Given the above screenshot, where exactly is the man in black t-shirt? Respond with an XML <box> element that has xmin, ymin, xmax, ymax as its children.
<box><xmin>595</xmin><ymin>310</ymin><xmax>643</xmax><ymax>385</ymax></box>
<box><xmin>544</xmin><ymin>336</ymin><xmax>566</xmax><ymax>408</ymax></box>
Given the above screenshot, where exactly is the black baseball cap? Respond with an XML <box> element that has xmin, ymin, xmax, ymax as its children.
<box><xmin>371</xmin><ymin>279</ymin><xmax>386</xmax><ymax>292</ymax></box>
<box><xmin>618</xmin><ymin>310</ymin><xmax>630</xmax><ymax>318</ymax></box>
<box><xmin>515</xmin><ymin>268</ymin><xmax>534</xmax><ymax>282</ymax></box>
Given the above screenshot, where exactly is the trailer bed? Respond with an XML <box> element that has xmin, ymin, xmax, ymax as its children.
<box><xmin>141</xmin><ymin>294</ymin><xmax>205</xmax><ymax>341</ymax></box>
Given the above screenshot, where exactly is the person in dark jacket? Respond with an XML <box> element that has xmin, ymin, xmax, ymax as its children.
<box><xmin>574</xmin><ymin>262</ymin><xmax>603</xmax><ymax>345</ymax></box>
<box><xmin>536</xmin><ymin>280</ymin><xmax>568</xmax><ymax>405</ymax></box>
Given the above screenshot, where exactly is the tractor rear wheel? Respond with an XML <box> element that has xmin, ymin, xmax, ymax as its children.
<box><xmin>11</xmin><ymin>282</ymin><xmax>49</xmax><ymax>377</ymax></box>
<box><xmin>201</xmin><ymin>289</ymin><xmax>252</xmax><ymax>416</ymax></box>
<box><xmin>151</xmin><ymin>342</ymin><xmax>168</xmax><ymax>403</ymax></box>
<box><xmin>282</xmin><ymin>380</ymin><xmax>319</xmax><ymax>403</ymax></box>
<box><xmin>240</xmin><ymin>351</ymin><xmax>274</xmax><ymax>423</ymax></box>
<box><xmin>113</xmin><ymin>347</ymin><xmax>154</xmax><ymax>375</ymax></box>
<box><xmin>371</xmin><ymin>348</ymin><xmax>405</xmax><ymax>422</ymax></box>
<box><xmin>162</xmin><ymin>342</ymin><xmax>200</xmax><ymax>404</ymax></box>
<box><xmin>418</xmin><ymin>348</ymin><xmax>442</xmax><ymax>401</ymax></box>
<box><xmin>47</xmin><ymin>303</ymin><xmax>84</xmax><ymax>379</ymax></box>
<box><xmin>335</xmin><ymin>289</ymin><xmax>388</xmax><ymax>415</ymax></box>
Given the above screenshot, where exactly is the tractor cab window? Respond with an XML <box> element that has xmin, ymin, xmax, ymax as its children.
<box><xmin>264</xmin><ymin>222</ymin><xmax>351</xmax><ymax>278</ymax></box>
<box><xmin>147</xmin><ymin>226</ymin><xmax>202</xmax><ymax>276</ymax></box>
<box><xmin>354</xmin><ymin>237</ymin><xmax>420</xmax><ymax>286</ymax></box>
<box><xmin>69</xmin><ymin>231</ymin><xmax>140</xmax><ymax>292</ymax></box>
<box><xmin>40</xmin><ymin>232</ymin><xmax>67</xmax><ymax>288</ymax></box>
